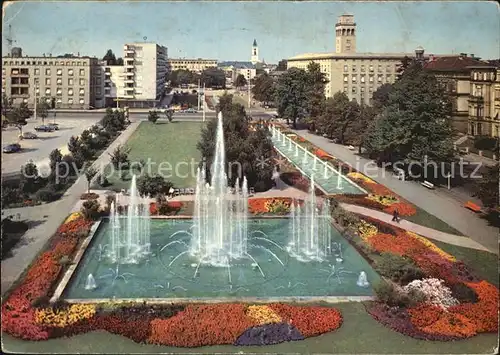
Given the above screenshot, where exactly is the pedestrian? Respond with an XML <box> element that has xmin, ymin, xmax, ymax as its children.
<box><xmin>392</xmin><ymin>209</ymin><xmax>400</xmax><ymax>223</ymax></box>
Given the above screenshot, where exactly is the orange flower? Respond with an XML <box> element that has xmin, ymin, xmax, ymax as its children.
<box><xmin>384</xmin><ymin>202</ymin><xmax>417</xmax><ymax>216</ymax></box>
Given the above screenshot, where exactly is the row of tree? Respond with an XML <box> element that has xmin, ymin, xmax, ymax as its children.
<box><xmin>167</xmin><ymin>68</ymin><xmax>226</xmax><ymax>89</ymax></box>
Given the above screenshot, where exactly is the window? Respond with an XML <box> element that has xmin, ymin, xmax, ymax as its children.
<box><xmin>386</xmin><ymin>75</ymin><xmax>392</xmax><ymax>82</ymax></box>
<box><xmin>352</xmin><ymin>65</ymin><xmax>356</xmax><ymax>72</ymax></box>
<box><xmin>45</xmin><ymin>88</ymin><xmax>51</xmax><ymax>95</ymax></box>
<box><xmin>68</xmin><ymin>98</ymin><xmax>73</xmax><ymax>104</ymax></box>
<box><xmin>369</xmin><ymin>65</ymin><xmax>374</xmax><ymax>72</ymax></box>
<box><xmin>475</xmin><ymin>85</ymin><xmax>483</xmax><ymax>97</ymax></box>
<box><xmin>56</xmin><ymin>98</ymin><xmax>62</xmax><ymax>104</ymax></box>
<box><xmin>473</xmin><ymin>72</ymin><xmax>478</xmax><ymax>80</ymax></box>
<box><xmin>369</xmin><ymin>87</ymin><xmax>373</xmax><ymax>93</ymax></box>
<box><xmin>361</xmin><ymin>65</ymin><xmax>365</xmax><ymax>72</ymax></box>
<box><xmin>68</xmin><ymin>69</ymin><xmax>74</xmax><ymax>76</ymax></box>
<box><xmin>352</xmin><ymin>76</ymin><xmax>357</xmax><ymax>83</ymax></box>
<box><xmin>360</xmin><ymin>75</ymin><xmax>365</xmax><ymax>83</ymax></box>
<box><xmin>68</xmin><ymin>78</ymin><xmax>74</xmax><ymax>85</ymax></box>
<box><xmin>386</xmin><ymin>64</ymin><xmax>392</xmax><ymax>72</ymax></box>
<box><xmin>377</xmin><ymin>75</ymin><xmax>383</xmax><ymax>82</ymax></box>
<box><xmin>35</xmin><ymin>88</ymin><xmax>40</xmax><ymax>94</ymax></box>
<box><xmin>79</xmin><ymin>78</ymin><xmax>85</xmax><ymax>86</ymax></box>
<box><xmin>343</xmin><ymin>87</ymin><xmax>348</xmax><ymax>93</ymax></box>
<box><xmin>352</xmin><ymin>87</ymin><xmax>357</xmax><ymax>94</ymax></box>
<box><xmin>343</xmin><ymin>75</ymin><xmax>348</xmax><ymax>82</ymax></box>
<box><xmin>34</xmin><ymin>68</ymin><xmax>40</xmax><ymax>75</ymax></box>
<box><xmin>56</xmin><ymin>78</ymin><xmax>62</xmax><ymax>85</ymax></box>
<box><xmin>343</xmin><ymin>65</ymin><xmax>348</xmax><ymax>72</ymax></box>
<box><xmin>79</xmin><ymin>69</ymin><xmax>85</xmax><ymax>76</ymax></box>
<box><xmin>68</xmin><ymin>88</ymin><xmax>73</xmax><ymax>96</ymax></box>
<box><xmin>56</xmin><ymin>88</ymin><xmax>62</xmax><ymax>95</ymax></box>
<box><xmin>79</xmin><ymin>98</ymin><xmax>85</xmax><ymax>104</ymax></box>
<box><xmin>79</xmin><ymin>88</ymin><xmax>85</xmax><ymax>95</ymax></box>
<box><xmin>369</xmin><ymin>75</ymin><xmax>374</xmax><ymax>83</ymax></box>
<box><xmin>378</xmin><ymin>65</ymin><xmax>382</xmax><ymax>72</ymax></box>
<box><xmin>483</xmin><ymin>73</ymin><xmax>488</xmax><ymax>81</ymax></box>
<box><xmin>45</xmin><ymin>68</ymin><xmax>51</xmax><ymax>75</ymax></box>
<box><xmin>45</xmin><ymin>78</ymin><xmax>51</xmax><ymax>85</ymax></box>
<box><xmin>57</xmin><ymin>69</ymin><xmax>62</xmax><ymax>76</ymax></box>
<box><xmin>361</xmin><ymin>87</ymin><xmax>365</xmax><ymax>93</ymax></box>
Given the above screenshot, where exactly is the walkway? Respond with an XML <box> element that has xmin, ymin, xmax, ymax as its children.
<box><xmin>341</xmin><ymin>204</ymin><xmax>493</xmax><ymax>253</ymax></box>
<box><xmin>291</xmin><ymin>129</ymin><xmax>499</xmax><ymax>253</ymax></box>
<box><xmin>1</xmin><ymin>121</ymin><xmax>142</xmax><ymax>297</ymax></box>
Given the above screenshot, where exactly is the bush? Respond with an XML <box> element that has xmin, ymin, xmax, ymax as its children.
<box><xmin>97</xmin><ymin>174</ymin><xmax>110</xmax><ymax>187</ymax></box>
<box><xmin>137</xmin><ymin>174</ymin><xmax>173</xmax><ymax>198</ymax></box>
<box><xmin>376</xmin><ymin>253</ymin><xmax>425</xmax><ymax>284</ymax></box>
<box><xmin>35</xmin><ymin>186</ymin><xmax>61</xmax><ymax>202</ymax></box>
<box><xmin>450</xmin><ymin>283</ymin><xmax>479</xmax><ymax>303</ymax></box>
<box><xmin>474</xmin><ymin>135</ymin><xmax>499</xmax><ymax>152</ymax></box>
<box><xmin>80</xmin><ymin>192</ymin><xmax>99</xmax><ymax>200</ymax></box>
<box><xmin>81</xmin><ymin>199</ymin><xmax>101</xmax><ymax>220</ymax></box>
<box><xmin>373</xmin><ymin>280</ymin><xmax>413</xmax><ymax>307</ymax></box>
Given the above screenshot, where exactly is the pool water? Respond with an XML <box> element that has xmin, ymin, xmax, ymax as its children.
<box><xmin>63</xmin><ymin>219</ymin><xmax>380</xmax><ymax>300</ymax></box>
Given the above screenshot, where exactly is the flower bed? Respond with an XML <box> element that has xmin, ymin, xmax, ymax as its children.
<box><xmin>80</xmin><ymin>192</ymin><xmax>99</xmax><ymax>200</ymax></box>
<box><xmin>354</xmin><ymin>215</ymin><xmax>499</xmax><ymax>340</ymax></box>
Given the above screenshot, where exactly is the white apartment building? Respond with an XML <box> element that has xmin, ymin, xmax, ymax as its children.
<box><xmin>120</xmin><ymin>42</ymin><xmax>168</xmax><ymax>108</ymax></box>
<box><xmin>167</xmin><ymin>58</ymin><xmax>217</xmax><ymax>73</ymax></box>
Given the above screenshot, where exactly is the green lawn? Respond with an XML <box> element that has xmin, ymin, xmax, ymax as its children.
<box><xmin>405</xmin><ymin>206</ymin><xmax>464</xmax><ymax>236</ymax></box>
<box><xmin>94</xmin><ymin>121</ymin><xmax>204</xmax><ymax>189</ymax></box>
<box><xmin>2</xmin><ymin>302</ymin><xmax>496</xmax><ymax>354</ymax></box>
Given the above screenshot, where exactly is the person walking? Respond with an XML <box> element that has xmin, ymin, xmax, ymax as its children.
<box><xmin>392</xmin><ymin>209</ymin><xmax>400</xmax><ymax>223</ymax></box>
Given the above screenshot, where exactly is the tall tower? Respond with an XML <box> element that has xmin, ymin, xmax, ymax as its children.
<box><xmin>251</xmin><ymin>39</ymin><xmax>259</xmax><ymax>65</ymax></box>
<box><xmin>335</xmin><ymin>14</ymin><xmax>356</xmax><ymax>54</ymax></box>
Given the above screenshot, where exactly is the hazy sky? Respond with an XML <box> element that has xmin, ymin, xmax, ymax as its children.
<box><xmin>2</xmin><ymin>1</ymin><xmax>499</xmax><ymax>63</ymax></box>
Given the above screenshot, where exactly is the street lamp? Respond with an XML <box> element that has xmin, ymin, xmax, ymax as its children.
<box><xmin>33</xmin><ymin>77</ymin><xmax>39</xmax><ymax>120</ymax></box>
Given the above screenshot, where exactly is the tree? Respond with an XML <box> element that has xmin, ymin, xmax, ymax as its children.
<box><xmin>277</xmin><ymin>59</ymin><xmax>288</xmax><ymax>71</ymax></box>
<box><xmin>234</xmin><ymin>74</ymin><xmax>247</xmax><ymax>89</ymax></box>
<box><xmin>84</xmin><ymin>166</ymin><xmax>98</xmax><ymax>193</ymax></box>
<box><xmin>251</xmin><ymin>73</ymin><xmax>275</xmax><ymax>106</ymax></box>
<box><xmin>474</xmin><ymin>164</ymin><xmax>499</xmax><ymax>209</ymax></box>
<box><xmin>305</xmin><ymin>62</ymin><xmax>328</xmax><ymax>127</ymax></box>
<box><xmin>49</xmin><ymin>148</ymin><xmax>63</xmax><ymax>184</ymax></box>
<box><xmin>164</xmin><ymin>109</ymin><xmax>174</xmax><ymax>122</ymax></box>
<box><xmin>1</xmin><ymin>92</ymin><xmax>13</xmax><ymax>118</ymax></box>
<box><xmin>103</xmin><ymin>49</ymin><xmax>117</xmax><ymax>65</ymax></box>
<box><xmin>20</xmin><ymin>160</ymin><xmax>40</xmax><ymax>194</ymax></box>
<box><xmin>316</xmin><ymin>92</ymin><xmax>360</xmax><ymax>144</ymax></box>
<box><xmin>101</xmin><ymin>108</ymin><xmax>126</xmax><ymax>132</ymax></box>
<box><xmin>109</xmin><ymin>145</ymin><xmax>130</xmax><ymax>169</ymax></box>
<box><xmin>274</xmin><ymin>67</ymin><xmax>309</xmax><ymax>128</ymax></box>
<box><xmin>137</xmin><ymin>174</ymin><xmax>173</xmax><ymax>198</ymax></box>
<box><xmin>6</xmin><ymin>102</ymin><xmax>31</xmax><ymax>134</ymax></box>
<box><xmin>365</xmin><ymin>63</ymin><xmax>454</xmax><ymax>166</ymax></box>
<box><xmin>372</xmin><ymin>83</ymin><xmax>394</xmax><ymax>111</ymax></box>
<box><xmin>198</xmin><ymin>94</ymin><xmax>273</xmax><ymax>190</ymax></box>
<box><xmin>116</xmin><ymin>57</ymin><xmax>124</xmax><ymax>65</ymax></box>
<box><xmin>36</xmin><ymin>96</ymin><xmax>51</xmax><ymax>124</ymax></box>
<box><xmin>148</xmin><ymin>110</ymin><xmax>160</xmax><ymax>124</ymax></box>
<box><xmin>201</xmin><ymin>68</ymin><xmax>226</xmax><ymax>89</ymax></box>
<box><xmin>396</xmin><ymin>56</ymin><xmax>414</xmax><ymax>80</ymax></box>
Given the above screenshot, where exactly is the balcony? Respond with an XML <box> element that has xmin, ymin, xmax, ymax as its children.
<box><xmin>125</xmin><ymin>71</ymin><xmax>134</xmax><ymax>76</ymax></box>
<box><xmin>125</xmin><ymin>61</ymin><xmax>134</xmax><ymax>68</ymax></box>
<box><xmin>124</xmin><ymin>46</ymin><xmax>135</xmax><ymax>54</ymax></box>
<box><xmin>469</xmin><ymin>96</ymin><xmax>484</xmax><ymax>103</ymax></box>
<box><xmin>105</xmin><ymin>71</ymin><xmax>111</xmax><ymax>76</ymax></box>
<box><xmin>124</xmin><ymin>79</ymin><xmax>135</xmax><ymax>84</ymax></box>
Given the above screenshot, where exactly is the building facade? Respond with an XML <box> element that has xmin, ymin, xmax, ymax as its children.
<box><xmin>119</xmin><ymin>42</ymin><xmax>168</xmax><ymax>107</ymax></box>
<box><xmin>167</xmin><ymin>58</ymin><xmax>217</xmax><ymax>73</ymax></box>
<box><xmin>251</xmin><ymin>39</ymin><xmax>259</xmax><ymax>65</ymax></box>
<box><xmin>2</xmin><ymin>50</ymin><xmax>103</xmax><ymax>109</ymax></box>
<box><xmin>287</xmin><ymin>14</ymin><xmax>411</xmax><ymax>104</ymax></box>
<box><xmin>425</xmin><ymin>55</ymin><xmax>499</xmax><ymax>137</ymax></box>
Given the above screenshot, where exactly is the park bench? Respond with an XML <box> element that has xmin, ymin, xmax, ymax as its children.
<box><xmin>464</xmin><ymin>201</ymin><xmax>481</xmax><ymax>213</ymax></box>
<box><xmin>421</xmin><ymin>181</ymin><xmax>434</xmax><ymax>189</ymax></box>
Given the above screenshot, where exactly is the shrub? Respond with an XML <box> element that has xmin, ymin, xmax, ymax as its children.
<box><xmin>81</xmin><ymin>199</ymin><xmax>101</xmax><ymax>220</ymax></box>
<box><xmin>234</xmin><ymin>323</ymin><xmax>304</xmax><ymax>346</ymax></box>
<box><xmin>137</xmin><ymin>174</ymin><xmax>173</xmax><ymax>198</ymax></box>
<box><xmin>450</xmin><ymin>283</ymin><xmax>478</xmax><ymax>303</ymax></box>
<box><xmin>80</xmin><ymin>192</ymin><xmax>99</xmax><ymax>200</ymax></box>
<box><xmin>403</xmin><ymin>278</ymin><xmax>459</xmax><ymax>309</ymax></box>
<box><xmin>376</xmin><ymin>253</ymin><xmax>425</xmax><ymax>284</ymax></box>
<box><xmin>97</xmin><ymin>174</ymin><xmax>110</xmax><ymax>187</ymax></box>
<box><xmin>373</xmin><ymin>280</ymin><xmax>413</xmax><ymax>307</ymax></box>
<box><xmin>35</xmin><ymin>187</ymin><xmax>61</xmax><ymax>202</ymax></box>
<box><xmin>474</xmin><ymin>135</ymin><xmax>498</xmax><ymax>151</ymax></box>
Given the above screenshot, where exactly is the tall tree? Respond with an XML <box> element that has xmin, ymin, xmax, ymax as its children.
<box><xmin>305</xmin><ymin>62</ymin><xmax>328</xmax><ymax>127</ymax></box>
<box><xmin>371</xmin><ymin>83</ymin><xmax>394</xmax><ymax>111</ymax></box>
<box><xmin>474</xmin><ymin>164</ymin><xmax>499</xmax><ymax>209</ymax></box>
<box><xmin>116</xmin><ymin>57</ymin><xmax>124</xmax><ymax>65</ymax></box>
<box><xmin>36</xmin><ymin>96</ymin><xmax>51</xmax><ymax>124</ymax></box>
<box><xmin>396</xmin><ymin>56</ymin><xmax>414</xmax><ymax>80</ymax></box>
<box><xmin>251</xmin><ymin>73</ymin><xmax>275</xmax><ymax>106</ymax></box>
<box><xmin>316</xmin><ymin>92</ymin><xmax>360</xmax><ymax>144</ymax></box>
<box><xmin>274</xmin><ymin>67</ymin><xmax>309</xmax><ymax>128</ymax></box>
<box><xmin>277</xmin><ymin>59</ymin><xmax>288</xmax><ymax>71</ymax></box>
<box><xmin>6</xmin><ymin>102</ymin><xmax>31</xmax><ymax>134</ymax></box>
<box><xmin>201</xmin><ymin>68</ymin><xmax>226</xmax><ymax>89</ymax></box>
<box><xmin>103</xmin><ymin>49</ymin><xmax>117</xmax><ymax>65</ymax></box>
<box><xmin>365</xmin><ymin>63</ymin><xmax>454</xmax><ymax>165</ymax></box>
<box><xmin>234</xmin><ymin>74</ymin><xmax>247</xmax><ymax>89</ymax></box>
<box><xmin>1</xmin><ymin>92</ymin><xmax>13</xmax><ymax>118</ymax></box>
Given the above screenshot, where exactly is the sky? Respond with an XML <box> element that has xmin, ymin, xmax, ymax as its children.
<box><xmin>2</xmin><ymin>1</ymin><xmax>499</xmax><ymax>63</ymax></box>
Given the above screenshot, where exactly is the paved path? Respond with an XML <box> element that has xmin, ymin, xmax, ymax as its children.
<box><xmin>341</xmin><ymin>203</ymin><xmax>494</xmax><ymax>253</ymax></box>
<box><xmin>1</xmin><ymin>121</ymin><xmax>141</xmax><ymax>297</ymax></box>
<box><xmin>291</xmin><ymin>129</ymin><xmax>499</xmax><ymax>253</ymax></box>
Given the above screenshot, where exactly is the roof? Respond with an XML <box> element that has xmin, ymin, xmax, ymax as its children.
<box><xmin>288</xmin><ymin>52</ymin><xmax>416</xmax><ymax>61</ymax></box>
<box><xmin>424</xmin><ymin>56</ymin><xmax>494</xmax><ymax>71</ymax></box>
<box><xmin>253</xmin><ymin>39</ymin><xmax>258</xmax><ymax>46</ymax></box>
<box><xmin>218</xmin><ymin>61</ymin><xmax>256</xmax><ymax>69</ymax></box>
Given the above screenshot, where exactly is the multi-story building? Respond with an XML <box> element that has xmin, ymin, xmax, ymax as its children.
<box><xmin>287</xmin><ymin>14</ymin><xmax>418</xmax><ymax>104</ymax></box>
<box><xmin>218</xmin><ymin>61</ymin><xmax>257</xmax><ymax>86</ymax></box>
<box><xmin>2</xmin><ymin>48</ymin><xmax>103</xmax><ymax>109</ymax></box>
<box><xmin>167</xmin><ymin>58</ymin><xmax>217</xmax><ymax>73</ymax></box>
<box><xmin>99</xmin><ymin>62</ymin><xmax>125</xmax><ymax>108</ymax></box>
<box><xmin>425</xmin><ymin>55</ymin><xmax>499</xmax><ymax>137</ymax></box>
<box><xmin>119</xmin><ymin>42</ymin><xmax>168</xmax><ymax>108</ymax></box>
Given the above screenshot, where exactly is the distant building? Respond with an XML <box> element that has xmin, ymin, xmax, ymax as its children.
<box><xmin>167</xmin><ymin>58</ymin><xmax>218</xmax><ymax>73</ymax></box>
<box><xmin>425</xmin><ymin>55</ymin><xmax>499</xmax><ymax>137</ymax></box>
<box><xmin>287</xmin><ymin>14</ymin><xmax>424</xmax><ymax>104</ymax></box>
<box><xmin>251</xmin><ymin>39</ymin><xmax>260</xmax><ymax>65</ymax></box>
<box><xmin>219</xmin><ymin>61</ymin><xmax>257</xmax><ymax>85</ymax></box>
<box><xmin>2</xmin><ymin>49</ymin><xmax>103</xmax><ymax>109</ymax></box>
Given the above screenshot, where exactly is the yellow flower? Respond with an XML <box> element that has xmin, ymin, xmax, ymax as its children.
<box><xmin>34</xmin><ymin>304</ymin><xmax>96</xmax><ymax>327</ymax></box>
<box><xmin>65</xmin><ymin>212</ymin><xmax>82</xmax><ymax>224</ymax></box>
<box><xmin>246</xmin><ymin>305</ymin><xmax>282</xmax><ymax>325</ymax></box>
<box><xmin>407</xmin><ymin>232</ymin><xmax>456</xmax><ymax>262</ymax></box>
<box><xmin>366</xmin><ymin>194</ymin><xmax>399</xmax><ymax>206</ymax></box>
<box><xmin>357</xmin><ymin>220</ymin><xmax>378</xmax><ymax>241</ymax></box>
<box><xmin>347</xmin><ymin>172</ymin><xmax>376</xmax><ymax>184</ymax></box>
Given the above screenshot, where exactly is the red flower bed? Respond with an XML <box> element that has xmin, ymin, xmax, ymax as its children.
<box><xmin>335</xmin><ymin>195</ymin><xmax>384</xmax><ymax>209</ymax></box>
<box><xmin>168</xmin><ymin>201</ymin><xmax>183</xmax><ymax>210</ymax></box>
<box><xmin>148</xmin><ymin>304</ymin><xmax>254</xmax><ymax>347</ymax></box>
<box><xmin>408</xmin><ymin>304</ymin><xmax>444</xmax><ymax>328</ymax></box>
<box><xmin>149</xmin><ymin>202</ymin><xmax>158</xmax><ymax>215</ymax></box>
<box><xmin>315</xmin><ymin>149</ymin><xmax>331</xmax><ymax>159</ymax></box>
<box><xmin>384</xmin><ymin>202</ymin><xmax>417</xmax><ymax>216</ymax></box>
<box><xmin>248</xmin><ymin>198</ymin><xmax>295</xmax><ymax>214</ymax></box>
<box><xmin>268</xmin><ymin>304</ymin><xmax>342</xmax><ymax>337</ymax></box>
<box><xmin>57</xmin><ymin>218</ymin><xmax>92</xmax><ymax>235</ymax></box>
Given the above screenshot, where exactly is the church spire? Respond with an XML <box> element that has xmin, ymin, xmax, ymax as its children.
<box><xmin>253</xmin><ymin>39</ymin><xmax>257</xmax><ymax>47</ymax></box>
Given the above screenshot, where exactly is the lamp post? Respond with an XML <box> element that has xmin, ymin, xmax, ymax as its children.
<box><xmin>248</xmin><ymin>80</ymin><xmax>251</xmax><ymax>109</ymax></box>
<box><xmin>33</xmin><ymin>77</ymin><xmax>39</xmax><ymax>120</ymax></box>
<box><xmin>202</xmin><ymin>83</ymin><xmax>206</xmax><ymax>122</ymax></box>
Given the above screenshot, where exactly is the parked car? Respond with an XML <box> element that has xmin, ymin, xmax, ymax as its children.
<box><xmin>19</xmin><ymin>132</ymin><xmax>38</xmax><ymax>139</ymax></box>
<box><xmin>34</xmin><ymin>125</ymin><xmax>55</xmax><ymax>132</ymax></box>
<box><xmin>185</xmin><ymin>108</ymin><xmax>197</xmax><ymax>113</ymax></box>
<box><xmin>3</xmin><ymin>143</ymin><xmax>21</xmax><ymax>153</ymax></box>
<box><xmin>46</xmin><ymin>123</ymin><xmax>59</xmax><ymax>130</ymax></box>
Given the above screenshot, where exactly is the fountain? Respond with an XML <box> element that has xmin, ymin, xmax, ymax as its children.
<box><xmin>84</xmin><ymin>274</ymin><xmax>97</xmax><ymax>290</ymax></box>
<box><xmin>356</xmin><ymin>271</ymin><xmax>370</xmax><ymax>287</ymax></box>
<box><xmin>288</xmin><ymin>176</ymin><xmax>332</xmax><ymax>262</ymax></box>
<box><xmin>107</xmin><ymin>175</ymin><xmax>151</xmax><ymax>264</ymax></box>
<box><xmin>191</xmin><ymin>112</ymin><xmax>249</xmax><ymax>267</ymax></box>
